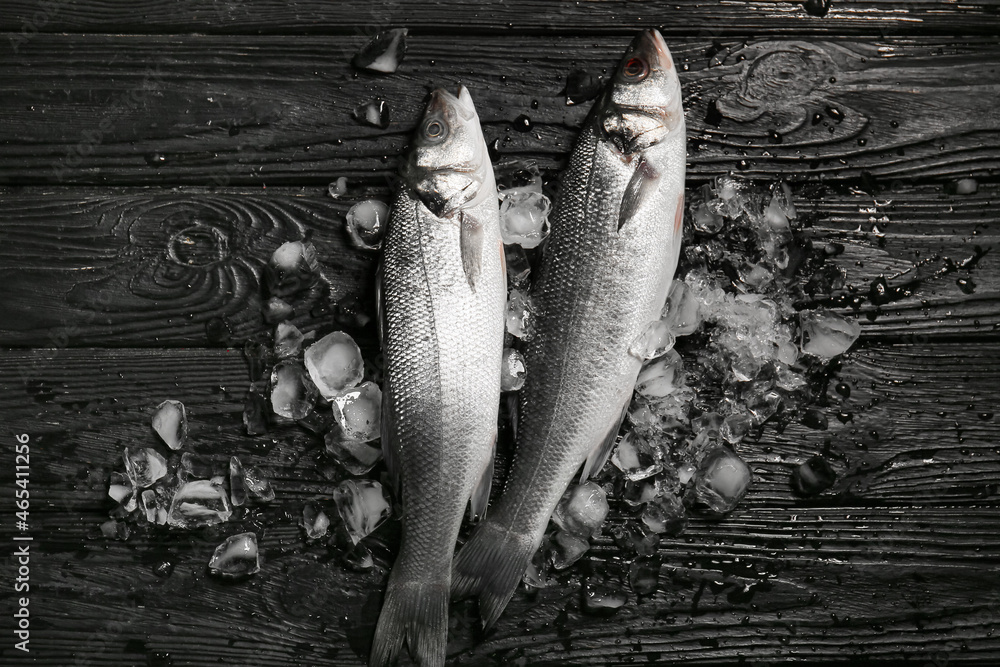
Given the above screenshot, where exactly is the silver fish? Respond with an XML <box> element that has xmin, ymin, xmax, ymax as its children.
<box><xmin>452</xmin><ymin>29</ymin><xmax>686</xmax><ymax>628</ymax></box>
<box><xmin>369</xmin><ymin>86</ymin><xmax>506</xmax><ymax>667</ymax></box>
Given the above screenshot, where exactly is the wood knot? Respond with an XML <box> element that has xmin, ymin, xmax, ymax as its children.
<box><xmin>716</xmin><ymin>42</ymin><xmax>836</xmax><ymax>123</ymax></box>
<box><xmin>168</xmin><ymin>223</ymin><xmax>229</xmax><ymax>267</ymax></box>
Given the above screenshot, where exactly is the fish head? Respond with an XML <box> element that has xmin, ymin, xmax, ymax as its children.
<box><xmin>600</xmin><ymin>29</ymin><xmax>684</xmax><ymax>155</ymax></box>
<box><xmin>403</xmin><ymin>86</ymin><xmax>489</xmax><ymax>217</ymax></box>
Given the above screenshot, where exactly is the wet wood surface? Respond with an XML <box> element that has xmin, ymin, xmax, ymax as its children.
<box><xmin>1</xmin><ymin>2</ymin><xmax>998</xmax><ymax>666</ymax></box>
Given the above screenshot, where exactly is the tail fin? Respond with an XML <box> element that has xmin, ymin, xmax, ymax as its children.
<box><xmin>451</xmin><ymin>520</ymin><xmax>537</xmax><ymax>630</ymax></box>
<box><xmin>369</xmin><ymin>579</ymin><xmax>448</xmax><ymax>667</ymax></box>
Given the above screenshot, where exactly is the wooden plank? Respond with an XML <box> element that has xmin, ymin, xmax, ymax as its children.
<box><xmin>0</xmin><ymin>35</ymin><xmax>998</xmax><ymax>185</ymax></box>
<box><xmin>0</xmin><ymin>183</ymin><xmax>995</xmax><ymax>346</ymax></box>
<box><xmin>1</xmin><ymin>344</ymin><xmax>999</xmax><ymax>665</ymax></box>
<box><xmin>2</xmin><ymin>0</ymin><xmax>999</xmax><ymax>37</ymax></box>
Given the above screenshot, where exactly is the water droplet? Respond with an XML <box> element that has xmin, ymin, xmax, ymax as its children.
<box><xmin>513</xmin><ymin>114</ymin><xmax>532</xmax><ymax>132</ymax></box>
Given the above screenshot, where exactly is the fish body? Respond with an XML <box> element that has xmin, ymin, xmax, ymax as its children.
<box><xmin>452</xmin><ymin>29</ymin><xmax>687</xmax><ymax>628</ymax></box>
<box><xmin>370</xmin><ymin>86</ymin><xmax>506</xmax><ymax>667</ymax></box>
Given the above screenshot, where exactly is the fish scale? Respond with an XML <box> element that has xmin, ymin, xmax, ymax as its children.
<box><xmin>452</xmin><ymin>29</ymin><xmax>687</xmax><ymax>631</ymax></box>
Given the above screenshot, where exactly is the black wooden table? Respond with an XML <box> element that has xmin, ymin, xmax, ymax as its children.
<box><xmin>1</xmin><ymin>1</ymin><xmax>999</xmax><ymax>665</ymax></box>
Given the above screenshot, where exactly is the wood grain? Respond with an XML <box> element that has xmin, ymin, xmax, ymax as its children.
<box><xmin>2</xmin><ymin>0</ymin><xmax>999</xmax><ymax>36</ymax></box>
<box><xmin>1</xmin><ymin>344</ymin><xmax>998</xmax><ymax>666</ymax></box>
<box><xmin>0</xmin><ymin>35</ymin><xmax>997</xmax><ymax>185</ymax></box>
<box><xmin>0</xmin><ymin>183</ymin><xmax>995</xmax><ymax>346</ymax></box>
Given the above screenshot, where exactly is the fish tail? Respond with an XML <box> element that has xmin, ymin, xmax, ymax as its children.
<box><xmin>451</xmin><ymin>519</ymin><xmax>536</xmax><ymax>630</ymax></box>
<box><xmin>369</xmin><ymin>576</ymin><xmax>449</xmax><ymax>667</ymax></box>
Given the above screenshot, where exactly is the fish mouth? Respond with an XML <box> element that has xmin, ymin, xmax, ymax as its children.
<box><xmin>427</xmin><ymin>85</ymin><xmax>476</xmax><ymax>121</ymax></box>
<box><xmin>631</xmin><ymin>29</ymin><xmax>673</xmax><ymax>71</ymax></box>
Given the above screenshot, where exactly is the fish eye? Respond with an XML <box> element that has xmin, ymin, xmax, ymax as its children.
<box><xmin>423</xmin><ymin>118</ymin><xmax>448</xmax><ymax>142</ymax></box>
<box><xmin>622</xmin><ymin>57</ymin><xmax>649</xmax><ymax>81</ymax></box>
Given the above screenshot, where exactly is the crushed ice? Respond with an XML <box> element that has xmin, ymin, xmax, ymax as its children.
<box><xmin>352</xmin><ymin>28</ymin><xmax>407</xmax><ymax>74</ymax></box>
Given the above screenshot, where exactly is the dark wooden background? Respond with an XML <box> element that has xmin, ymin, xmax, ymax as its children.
<box><xmin>1</xmin><ymin>1</ymin><xmax>999</xmax><ymax>665</ymax></box>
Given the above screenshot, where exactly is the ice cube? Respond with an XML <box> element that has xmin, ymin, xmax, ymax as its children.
<box><xmin>333</xmin><ymin>479</ymin><xmax>392</xmax><ymax>544</ymax></box>
<box><xmin>108</xmin><ymin>472</ymin><xmax>137</xmax><ymax>512</ymax></box>
<box><xmin>763</xmin><ymin>187</ymin><xmax>793</xmax><ymax>232</ymax></box>
<box><xmin>551</xmin><ymin>530</ymin><xmax>590</xmax><ymax>570</ymax></box>
<box><xmin>552</xmin><ymin>482</ymin><xmax>608</xmax><ymax>539</ymax></box>
<box><xmin>124</xmin><ymin>447</ymin><xmax>168</xmax><ymax>488</ymax></box>
<box><xmin>265</xmin><ymin>241</ymin><xmax>319</xmax><ymax>297</ymax></box>
<box><xmin>304</xmin><ymin>331</ymin><xmax>364</xmax><ymax>400</ymax></box>
<box><xmin>635</xmin><ymin>350</ymin><xmax>684</xmax><ymax>399</ymax></box>
<box><xmin>662</xmin><ymin>280</ymin><xmax>701</xmax><ymax>336</ymax></box>
<box><xmin>581</xmin><ymin>580</ymin><xmax>627</xmax><ymax>616</ymax></box>
<box><xmin>720</xmin><ymin>412</ymin><xmax>752</xmax><ymax>444</ymax></box>
<box><xmin>692</xmin><ymin>201</ymin><xmax>725</xmax><ymax>234</ymax></box>
<box><xmin>341</xmin><ymin>542</ymin><xmax>375</xmax><ymax>571</ymax></box>
<box><xmin>167</xmin><ymin>479</ymin><xmax>232</xmax><ymax>528</ymax></box>
<box><xmin>641</xmin><ymin>493</ymin><xmax>688</xmax><ymax>535</ymax></box>
<box><xmin>229</xmin><ymin>456</ymin><xmax>247</xmax><ymax>507</ymax></box>
<box><xmin>629</xmin><ymin>556</ymin><xmax>661</xmax><ymax>596</ymax></box>
<box><xmin>523</xmin><ymin>544</ymin><xmax>551</xmax><ymax>589</ymax></box>
<box><xmin>351</xmin><ymin>28</ymin><xmax>407</xmax><ymax>74</ymax></box>
<box><xmin>775</xmin><ymin>339</ymin><xmax>798</xmax><ymax>366</ymax></box>
<box><xmin>140</xmin><ymin>489</ymin><xmax>159</xmax><ymax>523</ymax></box>
<box><xmin>244</xmin><ymin>466</ymin><xmax>275</xmax><ymax>503</ymax></box>
<box><xmin>100</xmin><ymin>519</ymin><xmax>130</xmax><ymax>540</ymax></box>
<box><xmin>325</xmin><ymin>431</ymin><xmax>383</xmax><ymax>475</ymax></box>
<box><xmin>274</xmin><ymin>322</ymin><xmax>306</xmax><ymax>359</ymax></box>
<box><xmin>677</xmin><ymin>462</ymin><xmax>697</xmax><ymax>485</ymax></box>
<box><xmin>610</xmin><ymin>522</ymin><xmax>661</xmax><ymax>557</ymax></box>
<box><xmin>327</xmin><ymin>176</ymin><xmax>348</xmax><ymax>198</ymax></box>
<box><xmin>498</xmin><ymin>188</ymin><xmax>551</xmax><ymax>249</ymax></box>
<box><xmin>611</xmin><ymin>432</ymin><xmax>662</xmax><ymax>481</ymax></box>
<box><xmin>791</xmin><ymin>456</ymin><xmax>837</xmax><ymax>496</ymax></box>
<box><xmin>629</xmin><ymin>320</ymin><xmax>676</xmax><ymax>361</ymax></box>
<box><xmin>301</xmin><ymin>503</ymin><xmax>331</xmax><ymax>540</ymax></box>
<box><xmin>270</xmin><ymin>360</ymin><xmax>319</xmax><ymax>420</ymax></box>
<box><xmin>621</xmin><ymin>478</ymin><xmax>660</xmax><ymax>506</ymax></box>
<box><xmin>353</xmin><ymin>100</ymin><xmax>391</xmax><ymax>129</ymax></box>
<box><xmin>331</xmin><ymin>381</ymin><xmax>382</xmax><ymax>442</ymax></box>
<box><xmin>500</xmin><ymin>348</ymin><xmax>527</xmax><ymax>392</ymax></box>
<box><xmin>747</xmin><ymin>389</ymin><xmax>782</xmax><ymax>425</ymax></box>
<box><xmin>263</xmin><ymin>296</ymin><xmax>294</xmax><ymax>324</ymax></box>
<box><xmin>799</xmin><ymin>309</ymin><xmax>861</xmax><ymax>359</ymax></box>
<box><xmin>504</xmin><ymin>245</ymin><xmax>532</xmax><ymax>289</ymax></box>
<box><xmin>243</xmin><ymin>386</ymin><xmax>269</xmax><ymax>436</ymax></box>
<box><xmin>345</xmin><ymin>200</ymin><xmax>388</xmax><ymax>250</ymax></box>
<box><xmin>208</xmin><ymin>532</ymin><xmax>260</xmax><ymax>579</ymax></box>
<box><xmin>152</xmin><ymin>400</ymin><xmax>187</xmax><ymax>450</ymax></box>
<box><xmin>686</xmin><ymin>447</ymin><xmax>751</xmax><ymax>516</ymax></box>
<box><xmin>505</xmin><ymin>289</ymin><xmax>536</xmax><ymax>340</ymax></box>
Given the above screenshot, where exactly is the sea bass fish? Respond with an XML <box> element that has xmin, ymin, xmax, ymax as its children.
<box><xmin>370</xmin><ymin>86</ymin><xmax>506</xmax><ymax>667</ymax></box>
<box><xmin>452</xmin><ymin>29</ymin><xmax>686</xmax><ymax>628</ymax></box>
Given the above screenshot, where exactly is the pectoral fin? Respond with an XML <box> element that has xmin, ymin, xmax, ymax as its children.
<box><xmin>459</xmin><ymin>209</ymin><xmax>484</xmax><ymax>291</ymax></box>
<box><xmin>468</xmin><ymin>432</ymin><xmax>496</xmax><ymax>523</ymax></box>
<box><xmin>375</xmin><ymin>261</ymin><xmax>385</xmax><ymax>348</ymax></box>
<box><xmin>618</xmin><ymin>157</ymin><xmax>660</xmax><ymax>231</ymax></box>
<box><xmin>580</xmin><ymin>393</ymin><xmax>632</xmax><ymax>481</ymax></box>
